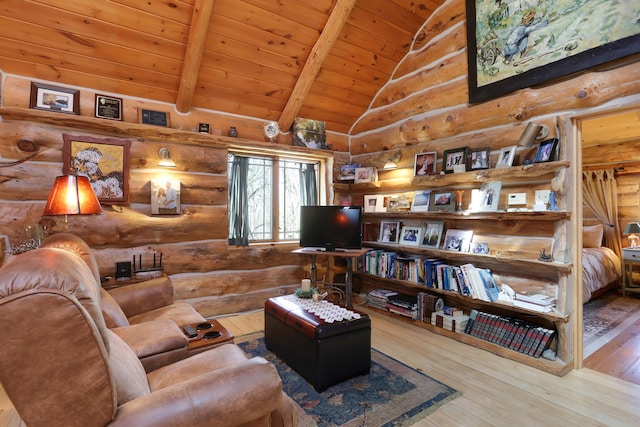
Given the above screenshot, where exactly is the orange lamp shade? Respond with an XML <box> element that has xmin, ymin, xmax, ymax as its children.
<box><xmin>43</xmin><ymin>175</ymin><xmax>103</xmax><ymax>216</ymax></box>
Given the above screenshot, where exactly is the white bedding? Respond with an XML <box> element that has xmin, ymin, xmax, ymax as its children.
<box><xmin>582</xmin><ymin>247</ymin><xmax>621</xmax><ymax>303</ymax></box>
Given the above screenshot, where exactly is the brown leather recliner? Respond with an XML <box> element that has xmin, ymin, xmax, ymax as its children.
<box><xmin>0</xmin><ymin>247</ymin><xmax>298</xmax><ymax>427</ymax></box>
<box><xmin>40</xmin><ymin>233</ymin><xmax>206</xmax><ymax>371</ymax></box>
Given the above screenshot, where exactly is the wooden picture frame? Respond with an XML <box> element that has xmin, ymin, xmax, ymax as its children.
<box><xmin>354</xmin><ymin>167</ymin><xmax>376</xmax><ymax>183</ymax></box>
<box><xmin>442</xmin><ymin>229</ymin><xmax>474</xmax><ymax>252</ymax></box>
<box><xmin>414</xmin><ymin>152</ymin><xmax>437</xmax><ymax>176</ymax></box>
<box><xmin>421</xmin><ymin>221</ymin><xmax>444</xmax><ymax>249</ymax></box>
<box><xmin>496</xmin><ymin>145</ymin><xmax>516</xmax><ymax>168</ymax></box>
<box><xmin>379</xmin><ymin>221</ymin><xmax>400</xmax><ymax>244</ymax></box>
<box><xmin>29</xmin><ymin>82</ymin><xmax>79</xmax><ymax>115</ymax></box>
<box><xmin>62</xmin><ymin>134</ymin><xmax>130</xmax><ymax>205</ymax></box>
<box><xmin>468</xmin><ymin>147</ymin><xmax>491</xmax><ymax>170</ymax></box>
<box><xmin>399</xmin><ymin>226</ymin><xmax>422</xmax><ymax>247</ymax></box>
<box><xmin>95</xmin><ymin>94</ymin><xmax>123</xmax><ymax>120</ymax></box>
<box><xmin>429</xmin><ymin>191</ymin><xmax>456</xmax><ymax>212</ymax></box>
<box><xmin>534</xmin><ymin>138</ymin><xmax>558</xmax><ymax>163</ymax></box>
<box><xmin>466</xmin><ymin>1</ymin><xmax>640</xmax><ymax>103</ymax></box>
<box><xmin>442</xmin><ymin>147</ymin><xmax>468</xmax><ymax>174</ymax></box>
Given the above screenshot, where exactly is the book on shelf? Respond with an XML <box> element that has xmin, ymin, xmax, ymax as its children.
<box><xmin>514</xmin><ymin>293</ymin><xmax>556</xmax><ymax>306</ymax></box>
<box><xmin>512</xmin><ymin>299</ymin><xmax>554</xmax><ymax>312</ymax></box>
<box><xmin>431</xmin><ymin>310</ymin><xmax>469</xmax><ymax>333</ymax></box>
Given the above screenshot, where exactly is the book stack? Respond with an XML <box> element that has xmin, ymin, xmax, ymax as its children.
<box><xmin>464</xmin><ymin>309</ymin><xmax>556</xmax><ymax>358</ymax></box>
<box><xmin>417</xmin><ymin>292</ymin><xmax>443</xmax><ymax>322</ymax></box>
<box><xmin>513</xmin><ymin>293</ymin><xmax>556</xmax><ymax>313</ymax></box>
<box><xmin>431</xmin><ymin>308</ymin><xmax>469</xmax><ymax>333</ymax></box>
<box><xmin>386</xmin><ymin>294</ymin><xmax>418</xmax><ymax>319</ymax></box>
<box><xmin>366</xmin><ymin>289</ymin><xmax>398</xmax><ymax>310</ymax></box>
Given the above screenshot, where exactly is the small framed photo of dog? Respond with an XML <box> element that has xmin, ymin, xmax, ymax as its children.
<box><xmin>442</xmin><ymin>229</ymin><xmax>473</xmax><ymax>252</ymax></box>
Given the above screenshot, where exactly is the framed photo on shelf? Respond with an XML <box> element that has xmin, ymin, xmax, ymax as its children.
<box><xmin>442</xmin><ymin>147</ymin><xmax>468</xmax><ymax>173</ymax></box>
<box><xmin>471</xmin><ymin>181</ymin><xmax>502</xmax><ymax>212</ymax></box>
<box><xmin>442</xmin><ymin>229</ymin><xmax>474</xmax><ymax>252</ymax></box>
<box><xmin>470</xmin><ymin>242</ymin><xmax>489</xmax><ymax>254</ymax></box>
<box><xmin>339</xmin><ymin>164</ymin><xmax>360</xmax><ymax>181</ymax></box>
<box><xmin>95</xmin><ymin>94</ymin><xmax>123</xmax><ymax>120</ymax></box>
<box><xmin>428</xmin><ymin>191</ymin><xmax>456</xmax><ymax>212</ymax></box>
<box><xmin>363</xmin><ymin>195</ymin><xmax>378</xmax><ymax>213</ymax></box>
<box><xmin>62</xmin><ymin>134</ymin><xmax>131</xmax><ymax>204</ymax></box>
<box><xmin>138</xmin><ymin>108</ymin><xmax>171</xmax><ymax>127</ymax></box>
<box><xmin>421</xmin><ymin>221</ymin><xmax>444</xmax><ymax>249</ymax></box>
<box><xmin>379</xmin><ymin>221</ymin><xmax>400</xmax><ymax>244</ymax></box>
<box><xmin>468</xmin><ymin>147</ymin><xmax>491</xmax><ymax>170</ymax></box>
<box><xmin>29</xmin><ymin>82</ymin><xmax>79</xmax><ymax>115</ymax></box>
<box><xmin>354</xmin><ymin>167</ymin><xmax>376</xmax><ymax>183</ymax></box>
<box><xmin>411</xmin><ymin>190</ymin><xmax>431</xmax><ymax>212</ymax></box>
<box><xmin>399</xmin><ymin>226</ymin><xmax>422</xmax><ymax>246</ymax></box>
<box><xmin>496</xmin><ymin>145</ymin><xmax>516</xmax><ymax>168</ymax></box>
<box><xmin>414</xmin><ymin>152</ymin><xmax>437</xmax><ymax>176</ymax></box>
<box><xmin>534</xmin><ymin>138</ymin><xmax>558</xmax><ymax>163</ymax></box>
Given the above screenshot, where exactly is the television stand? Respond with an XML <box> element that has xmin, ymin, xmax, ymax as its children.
<box><xmin>292</xmin><ymin>248</ymin><xmax>368</xmax><ymax>307</ymax></box>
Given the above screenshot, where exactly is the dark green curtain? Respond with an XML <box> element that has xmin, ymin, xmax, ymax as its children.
<box><xmin>228</xmin><ymin>155</ymin><xmax>249</xmax><ymax>246</ymax></box>
<box><xmin>300</xmin><ymin>163</ymin><xmax>317</xmax><ymax>206</ymax></box>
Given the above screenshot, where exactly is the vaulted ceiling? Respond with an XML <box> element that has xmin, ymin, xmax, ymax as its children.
<box><xmin>0</xmin><ymin>0</ymin><xmax>445</xmax><ymax>135</ymax></box>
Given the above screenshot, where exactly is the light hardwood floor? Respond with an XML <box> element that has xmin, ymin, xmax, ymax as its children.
<box><xmin>2</xmin><ymin>307</ymin><xmax>640</xmax><ymax>427</ymax></box>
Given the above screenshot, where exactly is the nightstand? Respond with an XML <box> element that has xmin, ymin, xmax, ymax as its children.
<box><xmin>621</xmin><ymin>248</ymin><xmax>640</xmax><ymax>296</ymax></box>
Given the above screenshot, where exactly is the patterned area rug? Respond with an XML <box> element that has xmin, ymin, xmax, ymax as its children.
<box><xmin>237</xmin><ymin>333</ymin><xmax>459</xmax><ymax>427</ymax></box>
<box><xmin>583</xmin><ymin>291</ymin><xmax>640</xmax><ymax>352</ymax></box>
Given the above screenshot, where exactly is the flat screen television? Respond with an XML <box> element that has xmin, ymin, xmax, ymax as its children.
<box><xmin>300</xmin><ymin>206</ymin><xmax>362</xmax><ymax>251</ymax></box>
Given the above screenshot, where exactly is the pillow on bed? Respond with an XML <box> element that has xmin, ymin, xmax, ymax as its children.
<box><xmin>583</xmin><ymin>224</ymin><xmax>604</xmax><ymax>248</ymax></box>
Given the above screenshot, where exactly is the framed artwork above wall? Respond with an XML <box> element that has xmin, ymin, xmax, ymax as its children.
<box><xmin>466</xmin><ymin>1</ymin><xmax>640</xmax><ymax>103</ymax></box>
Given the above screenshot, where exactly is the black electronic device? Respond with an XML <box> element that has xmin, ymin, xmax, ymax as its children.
<box><xmin>203</xmin><ymin>330</ymin><xmax>221</xmax><ymax>339</ymax></box>
<box><xmin>182</xmin><ymin>325</ymin><xmax>198</xmax><ymax>338</ymax></box>
<box><xmin>115</xmin><ymin>261</ymin><xmax>132</xmax><ymax>279</ymax></box>
<box><xmin>196</xmin><ymin>322</ymin><xmax>213</xmax><ymax>330</ymax></box>
<box><xmin>300</xmin><ymin>205</ymin><xmax>362</xmax><ymax>251</ymax></box>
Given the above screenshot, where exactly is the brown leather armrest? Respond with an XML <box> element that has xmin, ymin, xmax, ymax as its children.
<box><xmin>111</xmin><ymin>320</ymin><xmax>187</xmax><ymax>359</ymax></box>
<box><xmin>112</xmin><ymin>358</ymin><xmax>285</xmax><ymax>427</ymax></box>
<box><xmin>108</xmin><ymin>277</ymin><xmax>173</xmax><ymax>318</ymax></box>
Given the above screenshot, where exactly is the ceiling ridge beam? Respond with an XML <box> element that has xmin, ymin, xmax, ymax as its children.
<box><xmin>278</xmin><ymin>0</ymin><xmax>358</xmax><ymax>132</ymax></box>
<box><xmin>176</xmin><ymin>0</ymin><xmax>215</xmax><ymax>113</ymax></box>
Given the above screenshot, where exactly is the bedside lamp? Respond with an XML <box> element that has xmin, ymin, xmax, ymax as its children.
<box><xmin>624</xmin><ymin>222</ymin><xmax>640</xmax><ymax>248</ymax></box>
<box><xmin>43</xmin><ymin>175</ymin><xmax>103</xmax><ymax>221</ymax></box>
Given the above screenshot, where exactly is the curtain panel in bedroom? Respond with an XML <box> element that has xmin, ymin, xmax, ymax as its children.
<box><xmin>582</xmin><ymin>169</ymin><xmax>622</xmax><ymax>258</ymax></box>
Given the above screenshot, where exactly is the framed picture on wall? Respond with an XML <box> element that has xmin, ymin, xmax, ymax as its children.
<box><xmin>151</xmin><ymin>179</ymin><xmax>181</xmax><ymax>215</ymax></box>
<box><xmin>29</xmin><ymin>82</ymin><xmax>79</xmax><ymax>115</ymax></box>
<box><xmin>466</xmin><ymin>2</ymin><xmax>640</xmax><ymax>103</ymax></box>
<box><xmin>399</xmin><ymin>226</ymin><xmax>422</xmax><ymax>246</ymax></box>
<box><xmin>421</xmin><ymin>221</ymin><xmax>444</xmax><ymax>249</ymax></box>
<box><xmin>414</xmin><ymin>152</ymin><xmax>437</xmax><ymax>176</ymax></box>
<box><xmin>468</xmin><ymin>147</ymin><xmax>491</xmax><ymax>170</ymax></box>
<box><xmin>379</xmin><ymin>221</ymin><xmax>400</xmax><ymax>244</ymax></box>
<box><xmin>62</xmin><ymin>134</ymin><xmax>130</xmax><ymax>204</ymax></box>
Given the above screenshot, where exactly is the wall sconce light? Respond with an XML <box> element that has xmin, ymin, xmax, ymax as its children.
<box><xmin>383</xmin><ymin>151</ymin><xmax>403</xmax><ymax>170</ymax></box>
<box><xmin>158</xmin><ymin>148</ymin><xmax>176</xmax><ymax>167</ymax></box>
<box><xmin>517</xmin><ymin>122</ymin><xmax>550</xmax><ymax>147</ymax></box>
<box><xmin>43</xmin><ymin>175</ymin><xmax>103</xmax><ymax>221</ymax></box>
<box><xmin>624</xmin><ymin>222</ymin><xmax>640</xmax><ymax>248</ymax></box>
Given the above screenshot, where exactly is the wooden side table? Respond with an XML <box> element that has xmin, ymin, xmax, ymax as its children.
<box><xmin>185</xmin><ymin>319</ymin><xmax>234</xmax><ymax>356</ymax></box>
<box><xmin>622</xmin><ymin>247</ymin><xmax>640</xmax><ymax>296</ymax></box>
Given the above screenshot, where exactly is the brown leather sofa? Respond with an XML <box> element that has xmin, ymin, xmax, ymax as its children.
<box><xmin>0</xmin><ymin>247</ymin><xmax>298</xmax><ymax>427</ymax></box>
<box><xmin>40</xmin><ymin>233</ymin><xmax>206</xmax><ymax>371</ymax></box>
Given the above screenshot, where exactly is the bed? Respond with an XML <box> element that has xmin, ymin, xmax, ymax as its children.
<box><xmin>582</xmin><ymin>224</ymin><xmax>622</xmax><ymax>303</ymax></box>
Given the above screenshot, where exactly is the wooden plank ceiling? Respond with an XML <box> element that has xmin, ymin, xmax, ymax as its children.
<box><xmin>0</xmin><ymin>0</ymin><xmax>444</xmax><ymax>134</ymax></box>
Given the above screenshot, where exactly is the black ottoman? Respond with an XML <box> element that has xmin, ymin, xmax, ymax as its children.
<box><xmin>265</xmin><ymin>295</ymin><xmax>371</xmax><ymax>392</ymax></box>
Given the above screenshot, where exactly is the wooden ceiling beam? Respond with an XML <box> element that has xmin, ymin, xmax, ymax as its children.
<box><xmin>278</xmin><ymin>0</ymin><xmax>357</xmax><ymax>132</ymax></box>
<box><xmin>175</xmin><ymin>0</ymin><xmax>215</xmax><ymax>113</ymax></box>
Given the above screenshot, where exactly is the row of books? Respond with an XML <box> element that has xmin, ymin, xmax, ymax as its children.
<box><xmin>464</xmin><ymin>310</ymin><xmax>556</xmax><ymax>358</ymax></box>
<box><xmin>431</xmin><ymin>308</ymin><xmax>470</xmax><ymax>333</ymax></box>
<box><xmin>360</xmin><ymin>249</ymin><xmax>501</xmax><ymax>303</ymax></box>
<box><xmin>366</xmin><ymin>289</ymin><xmax>419</xmax><ymax>319</ymax></box>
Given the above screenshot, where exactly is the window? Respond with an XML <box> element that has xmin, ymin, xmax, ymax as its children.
<box><xmin>228</xmin><ymin>153</ymin><xmax>319</xmax><ymax>245</ymax></box>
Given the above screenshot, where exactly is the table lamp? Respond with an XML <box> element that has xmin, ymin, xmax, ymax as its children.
<box><xmin>43</xmin><ymin>175</ymin><xmax>103</xmax><ymax>221</ymax></box>
<box><xmin>623</xmin><ymin>222</ymin><xmax>640</xmax><ymax>248</ymax></box>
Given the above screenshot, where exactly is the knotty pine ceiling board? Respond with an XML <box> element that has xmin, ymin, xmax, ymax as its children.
<box><xmin>0</xmin><ymin>0</ymin><xmax>442</xmax><ymax>134</ymax></box>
